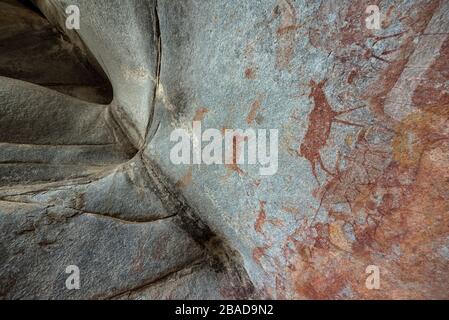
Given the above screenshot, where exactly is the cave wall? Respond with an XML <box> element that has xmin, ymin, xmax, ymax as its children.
<box><xmin>36</xmin><ymin>0</ymin><xmax>159</xmax><ymax>147</ymax></box>
<box><xmin>34</xmin><ymin>0</ymin><xmax>449</xmax><ymax>299</ymax></box>
<box><xmin>146</xmin><ymin>0</ymin><xmax>449</xmax><ymax>299</ymax></box>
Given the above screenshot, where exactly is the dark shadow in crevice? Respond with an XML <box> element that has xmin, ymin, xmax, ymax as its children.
<box><xmin>16</xmin><ymin>0</ymin><xmax>43</xmax><ymax>16</ymax></box>
<box><xmin>0</xmin><ymin>0</ymin><xmax>113</xmax><ymax>104</ymax></box>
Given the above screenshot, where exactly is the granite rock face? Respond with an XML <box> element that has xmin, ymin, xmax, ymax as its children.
<box><xmin>0</xmin><ymin>0</ymin><xmax>448</xmax><ymax>299</ymax></box>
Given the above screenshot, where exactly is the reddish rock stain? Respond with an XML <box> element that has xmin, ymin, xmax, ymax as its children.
<box><xmin>193</xmin><ymin>107</ymin><xmax>209</xmax><ymax>122</ymax></box>
<box><xmin>268</xmin><ymin>218</ymin><xmax>285</xmax><ymax>227</ymax></box>
<box><xmin>282</xmin><ymin>205</ymin><xmax>300</xmax><ymax>215</ymax></box>
<box><xmin>274</xmin><ymin>0</ymin><xmax>298</xmax><ymax>70</ymax></box>
<box><xmin>347</xmin><ymin>69</ymin><xmax>358</xmax><ymax>84</ymax></box>
<box><xmin>286</xmin><ymin>104</ymin><xmax>449</xmax><ymax>299</ymax></box>
<box><xmin>254</xmin><ymin>201</ymin><xmax>267</xmax><ymax>234</ymax></box>
<box><xmin>299</xmin><ymin>79</ymin><xmax>363</xmax><ymax>182</ymax></box>
<box><xmin>279</xmin><ymin>0</ymin><xmax>449</xmax><ymax>300</ymax></box>
<box><xmin>365</xmin><ymin>1</ymin><xmax>440</xmax><ymax>125</ymax></box>
<box><xmin>413</xmin><ymin>36</ymin><xmax>449</xmax><ymax>108</ymax></box>
<box><xmin>382</xmin><ymin>5</ymin><xmax>397</xmax><ymax>29</ymax></box>
<box><xmin>175</xmin><ymin>167</ymin><xmax>193</xmax><ymax>189</ymax></box>
<box><xmin>246</xmin><ymin>96</ymin><xmax>263</xmax><ymax>125</ymax></box>
<box><xmin>277</xmin><ymin>24</ymin><xmax>301</xmax><ymax>36</ymax></box>
<box><xmin>244</xmin><ymin>67</ymin><xmax>256</xmax><ymax>80</ymax></box>
<box><xmin>225</xmin><ymin>135</ymin><xmax>246</xmax><ymax>176</ymax></box>
<box><xmin>253</xmin><ymin>246</ymin><xmax>268</xmax><ymax>264</ymax></box>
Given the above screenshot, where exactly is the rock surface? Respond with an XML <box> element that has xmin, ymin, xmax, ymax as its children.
<box><xmin>0</xmin><ymin>0</ymin><xmax>254</xmax><ymax>300</ymax></box>
<box><xmin>145</xmin><ymin>0</ymin><xmax>449</xmax><ymax>299</ymax></box>
<box><xmin>0</xmin><ymin>0</ymin><xmax>448</xmax><ymax>299</ymax></box>
<box><xmin>0</xmin><ymin>0</ymin><xmax>112</xmax><ymax>104</ymax></box>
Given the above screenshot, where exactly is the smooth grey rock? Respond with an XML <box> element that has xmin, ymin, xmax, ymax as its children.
<box><xmin>2</xmin><ymin>157</ymin><xmax>172</xmax><ymax>222</ymax></box>
<box><xmin>0</xmin><ymin>143</ymin><xmax>130</xmax><ymax>166</ymax></box>
<box><xmin>116</xmin><ymin>260</ymin><xmax>245</xmax><ymax>300</ymax></box>
<box><xmin>0</xmin><ymin>77</ymin><xmax>116</xmax><ymax>145</ymax></box>
<box><xmin>0</xmin><ymin>201</ymin><xmax>203</xmax><ymax>300</ymax></box>
<box><xmin>0</xmin><ymin>163</ymin><xmax>116</xmax><ymax>187</ymax></box>
<box><xmin>35</xmin><ymin>0</ymin><xmax>159</xmax><ymax>147</ymax></box>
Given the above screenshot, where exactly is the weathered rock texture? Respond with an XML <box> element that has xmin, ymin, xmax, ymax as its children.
<box><xmin>0</xmin><ymin>0</ymin><xmax>112</xmax><ymax>104</ymax></box>
<box><xmin>0</xmin><ymin>0</ymin><xmax>254</xmax><ymax>300</ymax></box>
<box><xmin>0</xmin><ymin>0</ymin><xmax>448</xmax><ymax>299</ymax></box>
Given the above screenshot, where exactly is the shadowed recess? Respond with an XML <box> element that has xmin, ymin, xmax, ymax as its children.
<box><xmin>0</xmin><ymin>0</ymin><xmax>113</xmax><ymax>104</ymax></box>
